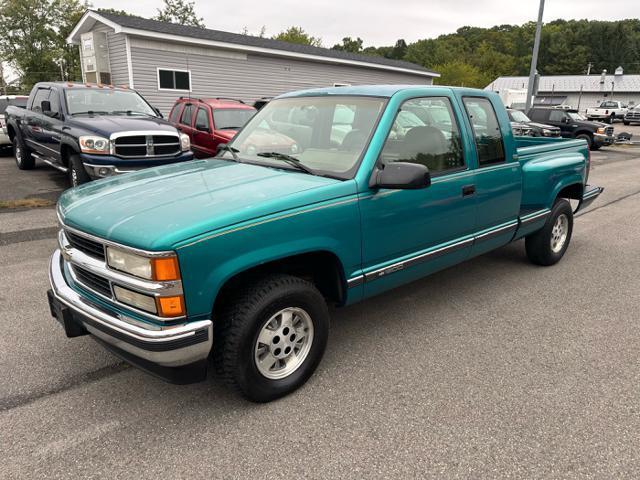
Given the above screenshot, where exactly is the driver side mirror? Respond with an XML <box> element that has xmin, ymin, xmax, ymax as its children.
<box><xmin>562</xmin><ymin>117</ymin><xmax>570</xmax><ymax>124</ymax></box>
<box><xmin>371</xmin><ymin>162</ymin><xmax>431</xmax><ymax>190</ymax></box>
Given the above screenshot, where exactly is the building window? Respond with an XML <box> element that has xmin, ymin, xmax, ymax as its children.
<box><xmin>157</xmin><ymin>69</ymin><xmax>191</xmax><ymax>91</ymax></box>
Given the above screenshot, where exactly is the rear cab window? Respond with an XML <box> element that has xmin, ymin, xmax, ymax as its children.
<box><xmin>180</xmin><ymin>104</ymin><xmax>193</xmax><ymax>126</ymax></box>
<box><xmin>463</xmin><ymin>97</ymin><xmax>505</xmax><ymax>167</ymax></box>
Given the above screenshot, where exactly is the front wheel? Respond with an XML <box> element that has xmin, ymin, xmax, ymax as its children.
<box><xmin>213</xmin><ymin>274</ymin><xmax>329</xmax><ymax>402</ymax></box>
<box><xmin>576</xmin><ymin>133</ymin><xmax>593</xmax><ymax>150</ymax></box>
<box><xmin>68</xmin><ymin>154</ymin><xmax>91</xmax><ymax>187</ymax></box>
<box><xmin>624</xmin><ymin>121</ymin><xmax>630</xmax><ymax>126</ymax></box>
<box><xmin>525</xmin><ymin>199</ymin><xmax>573</xmax><ymax>266</ymax></box>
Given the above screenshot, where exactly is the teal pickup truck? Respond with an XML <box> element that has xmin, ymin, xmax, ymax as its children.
<box><xmin>48</xmin><ymin>85</ymin><xmax>603</xmax><ymax>402</ymax></box>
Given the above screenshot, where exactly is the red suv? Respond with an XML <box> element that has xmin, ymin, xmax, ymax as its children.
<box><xmin>169</xmin><ymin>97</ymin><xmax>256</xmax><ymax>158</ymax></box>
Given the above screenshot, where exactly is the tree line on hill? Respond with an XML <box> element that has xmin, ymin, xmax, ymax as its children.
<box><xmin>1</xmin><ymin>0</ymin><xmax>639</xmax><ymax>92</ymax></box>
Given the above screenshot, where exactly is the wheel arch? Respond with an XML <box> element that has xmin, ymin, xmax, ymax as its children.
<box><xmin>211</xmin><ymin>250</ymin><xmax>348</xmax><ymax>318</ymax></box>
<box><xmin>59</xmin><ymin>140</ymin><xmax>79</xmax><ymax>167</ymax></box>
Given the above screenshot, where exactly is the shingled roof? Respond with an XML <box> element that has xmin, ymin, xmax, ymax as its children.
<box><xmin>77</xmin><ymin>10</ymin><xmax>437</xmax><ymax>77</ymax></box>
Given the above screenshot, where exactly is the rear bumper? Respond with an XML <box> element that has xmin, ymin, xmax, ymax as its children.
<box><xmin>576</xmin><ymin>185</ymin><xmax>604</xmax><ymax>213</ymax></box>
<box><xmin>48</xmin><ymin>249</ymin><xmax>212</xmax><ymax>383</ymax></box>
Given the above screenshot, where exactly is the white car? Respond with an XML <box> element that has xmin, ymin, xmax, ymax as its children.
<box><xmin>0</xmin><ymin>95</ymin><xmax>28</xmax><ymax>148</ymax></box>
<box><xmin>586</xmin><ymin>100</ymin><xmax>628</xmax><ymax>124</ymax></box>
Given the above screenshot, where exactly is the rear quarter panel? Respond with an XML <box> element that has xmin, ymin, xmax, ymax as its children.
<box><xmin>517</xmin><ymin>138</ymin><xmax>587</xmax><ymax>209</ymax></box>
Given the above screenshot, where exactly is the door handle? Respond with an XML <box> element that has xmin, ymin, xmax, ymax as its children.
<box><xmin>462</xmin><ymin>185</ymin><xmax>476</xmax><ymax>197</ymax></box>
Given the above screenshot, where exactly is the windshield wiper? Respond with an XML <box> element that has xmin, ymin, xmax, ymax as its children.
<box><xmin>256</xmin><ymin>152</ymin><xmax>316</xmax><ymax>175</ymax></box>
<box><xmin>110</xmin><ymin>110</ymin><xmax>154</xmax><ymax>116</ymax></box>
<box><xmin>216</xmin><ymin>144</ymin><xmax>241</xmax><ymax>161</ymax></box>
<box><xmin>71</xmin><ymin>110</ymin><xmax>108</xmax><ymax>116</ymax></box>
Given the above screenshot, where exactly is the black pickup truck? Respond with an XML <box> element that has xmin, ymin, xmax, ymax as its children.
<box><xmin>5</xmin><ymin>82</ymin><xmax>193</xmax><ymax>186</ymax></box>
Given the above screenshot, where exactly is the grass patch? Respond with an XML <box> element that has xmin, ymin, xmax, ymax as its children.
<box><xmin>0</xmin><ymin>198</ymin><xmax>55</xmax><ymax>209</ymax></box>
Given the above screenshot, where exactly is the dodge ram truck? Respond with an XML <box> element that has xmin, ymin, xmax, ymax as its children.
<box><xmin>47</xmin><ymin>86</ymin><xmax>603</xmax><ymax>402</ymax></box>
<box><xmin>586</xmin><ymin>100</ymin><xmax>627</xmax><ymax>123</ymax></box>
<box><xmin>5</xmin><ymin>82</ymin><xmax>193</xmax><ymax>186</ymax></box>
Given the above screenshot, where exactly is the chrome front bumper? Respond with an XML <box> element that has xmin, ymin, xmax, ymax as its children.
<box><xmin>48</xmin><ymin>249</ymin><xmax>212</xmax><ymax>369</ymax></box>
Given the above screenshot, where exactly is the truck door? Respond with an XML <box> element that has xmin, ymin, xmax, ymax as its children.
<box><xmin>359</xmin><ymin>95</ymin><xmax>477</xmax><ymax>297</ymax></box>
<box><xmin>460</xmin><ymin>96</ymin><xmax>521</xmax><ymax>256</ymax></box>
<box><xmin>192</xmin><ymin>106</ymin><xmax>216</xmax><ymax>158</ymax></box>
<box><xmin>25</xmin><ymin>87</ymin><xmax>52</xmax><ymax>155</ymax></box>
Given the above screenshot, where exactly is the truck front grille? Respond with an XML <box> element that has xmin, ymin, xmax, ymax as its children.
<box><xmin>605</xmin><ymin>126</ymin><xmax>614</xmax><ymax>136</ymax></box>
<box><xmin>66</xmin><ymin>230</ymin><xmax>106</xmax><ymax>261</ymax></box>
<box><xmin>73</xmin><ymin>265</ymin><xmax>113</xmax><ymax>298</ymax></box>
<box><xmin>626</xmin><ymin>112</ymin><xmax>640</xmax><ymax>119</ymax></box>
<box><xmin>113</xmin><ymin>134</ymin><xmax>181</xmax><ymax>158</ymax></box>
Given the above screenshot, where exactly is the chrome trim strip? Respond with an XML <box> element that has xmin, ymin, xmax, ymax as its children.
<box><xmin>363</xmin><ymin>237</ymin><xmax>474</xmax><ymax>282</ymax></box>
<box><xmin>474</xmin><ymin>221</ymin><xmax>518</xmax><ymax>242</ymax></box>
<box><xmin>519</xmin><ymin>209</ymin><xmax>550</xmax><ymax>226</ymax></box>
<box><xmin>35</xmin><ymin>155</ymin><xmax>69</xmax><ymax>173</ymax></box>
<box><xmin>49</xmin><ymin>250</ymin><xmax>212</xmax><ymax>367</ymax></box>
<box><xmin>61</xmin><ymin>222</ymin><xmax>176</xmax><ymax>258</ymax></box>
<box><xmin>346</xmin><ymin>275</ymin><xmax>364</xmax><ymax>288</ymax></box>
<box><xmin>26</xmin><ymin>138</ymin><xmax>58</xmax><ymax>154</ymax></box>
<box><xmin>83</xmin><ymin>163</ymin><xmax>140</xmax><ymax>174</ymax></box>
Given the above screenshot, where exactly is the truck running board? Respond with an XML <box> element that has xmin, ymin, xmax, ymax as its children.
<box><xmin>32</xmin><ymin>153</ymin><xmax>69</xmax><ymax>173</ymax></box>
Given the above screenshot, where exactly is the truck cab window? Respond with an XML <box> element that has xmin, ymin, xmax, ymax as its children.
<box><xmin>463</xmin><ymin>97</ymin><xmax>505</xmax><ymax>166</ymax></box>
<box><xmin>31</xmin><ymin>89</ymin><xmax>50</xmax><ymax>112</ymax></box>
<box><xmin>549</xmin><ymin>110</ymin><xmax>566</xmax><ymax>122</ymax></box>
<box><xmin>180</xmin><ymin>105</ymin><xmax>193</xmax><ymax>126</ymax></box>
<box><xmin>380</xmin><ymin>97</ymin><xmax>464</xmax><ymax>174</ymax></box>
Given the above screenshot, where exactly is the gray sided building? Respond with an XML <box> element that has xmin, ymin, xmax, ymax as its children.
<box><xmin>487</xmin><ymin>68</ymin><xmax>640</xmax><ymax>112</ymax></box>
<box><xmin>68</xmin><ymin>10</ymin><xmax>438</xmax><ymax>115</ymax></box>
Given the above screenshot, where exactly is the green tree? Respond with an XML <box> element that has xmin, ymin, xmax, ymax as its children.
<box><xmin>154</xmin><ymin>0</ymin><xmax>204</xmax><ymax>28</ymax></box>
<box><xmin>332</xmin><ymin>37</ymin><xmax>363</xmax><ymax>53</ymax></box>
<box><xmin>0</xmin><ymin>0</ymin><xmax>87</xmax><ymax>88</ymax></box>
<box><xmin>433</xmin><ymin>61</ymin><xmax>489</xmax><ymax>88</ymax></box>
<box><xmin>272</xmin><ymin>27</ymin><xmax>322</xmax><ymax>47</ymax></box>
<box><xmin>96</xmin><ymin>8</ymin><xmax>136</xmax><ymax>16</ymax></box>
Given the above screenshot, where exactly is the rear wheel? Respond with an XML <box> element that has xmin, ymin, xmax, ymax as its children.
<box><xmin>68</xmin><ymin>154</ymin><xmax>91</xmax><ymax>187</ymax></box>
<box><xmin>213</xmin><ymin>274</ymin><xmax>330</xmax><ymax>402</ymax></box>
<box><xmin>525</xmin><ymin>199</ymin><xmax>573</xmax><ymax>266</ymax></box>
<box><xmin>608</xmin><ymin>113</ymin><xmax>615</xmax><ymax>124</ymax></box>
<box><xmin>13</xmin><ymin>131</ymin><xmax>35</xmax><ymax>170</ymax></box>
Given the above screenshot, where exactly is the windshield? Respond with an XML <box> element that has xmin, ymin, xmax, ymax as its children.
<box><xmin>509</xmin><ymin>110</ymin><xmax>530</xmax><ymax>122</ymax></box>
<box><xmin>65</xmin><ymin>88</ymin><xmax>157</xmax><ymax>116</ymax></box>
<box><xmin>0</xmin><ymin>97</ymin><xmax>28</xmax><ymax>114</ymax></box>
<box><xmin>567</xmin><ymin>112</ymin><xmax>586</xmax><ymax>121</ymax></box>
<box><xmin>213</xmin><ymin>108</ymin><xmax>256</xmax><ymax>130</ymax></box>
<box><xmin>225</xmin><ymin>96</ymin><xmax>386</xmax><ymax>178</ymax></box>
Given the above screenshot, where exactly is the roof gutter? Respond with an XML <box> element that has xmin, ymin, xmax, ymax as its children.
<box><xmin>67</xmin><ymin>11</ymin><xmax>439</xmax><ymax>79</ymax></box>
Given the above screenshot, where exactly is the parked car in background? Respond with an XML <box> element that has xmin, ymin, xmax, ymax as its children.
<box><xmin>169</xmin><ymin>97</ymin><xmax>256</xmax><ymax>158</ymax></box>
<box><xmin>507</xmin><ymin>108</ymin><xmax>560</xmax><ymax>137</ymax></box>
<box><xmin>586</xmin><ymin>100</ymin><xmax>628</xmax><ymax>123</ymax></box>
<box><xmin>5</xmin><ymin>82</ymin><xmax>193</xmax><ymax>186</ymax></box>
<box><xmin>48</xmin><ymin>85</ymin><xmax>602</xmax><ymax>402</ymax></box>
<box><xmin>528</xmin><ymin>107</ymin><xmax>614</xmax><ymax>150</ymax></box>
<box><xmin>0</xmin><ymin>95</ymin><xmax>28</xmax><ymax>151</ymax></box>
<box><xmin>623</xmin><ymin>105</ymin><xmax>640</xmax><ymax>125</ymax></box>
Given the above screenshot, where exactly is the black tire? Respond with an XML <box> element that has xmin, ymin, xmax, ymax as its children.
<box><xmin>608</xmin><ymin>113</ymin><xmax>615</xmax><ymax>124</ymax></box>
<box><xmin>624</xmin><ymin>121</ymin><xmax>630</xmax><ymax>126</ymax></box>
<box><xmin>575</xmin><ymin>133</ymin><xmax>593</xmax><ymax>150</ymax></box>
<box><xmin>525</xmin><ymin>198</ymin><xmax>573</xmax><ymax>266</ymax></box>
<box><xmin>13</xmin><ymin>131</ymin><xmax>35</xmax><ymax>170</ymax></box>
<box><xmin>213</xmin><ymin>274</ymin><xmax>330</xmax><ymax>402</ymax></box>
<box><xmin>68</xmin><ymin>154</ymin><xmax>91</xmax><ymax>187</ymax></box>
<box><xmin>591</xmin><ymin>144</ymin><xmax>601</xmax><ymax>151</ymax></box>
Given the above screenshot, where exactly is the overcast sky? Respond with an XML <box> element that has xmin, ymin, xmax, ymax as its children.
<box><xmin>95</xmin><ymin>0</ymin><xmax>640</xmax><ymax>46</ymax></box>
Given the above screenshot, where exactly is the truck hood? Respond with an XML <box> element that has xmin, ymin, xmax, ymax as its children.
<box><xmin>66</xmin><ymin>115</ymin><xmax>177</xmax><ymax>137</ymax></box>
<box><xmin>58</xmin><ymin>159</ymin><xmax>347</xmax><ymax>250</ymax></box>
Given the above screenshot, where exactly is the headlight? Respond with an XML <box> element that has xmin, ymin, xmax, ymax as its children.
<box><xmin>542</xmin><ymin>129</ymin><xmax>552</xmax><ymax>136</ymax></box>
<box><xmin>597</xmin><ymin>127</ymin><xmax>605</xmax><ymax>134</ymax></box>
<box><xmin>79</xmin><ymin>135</ymin><xmax>110</xmax><ymax>154</ymax></box>
<box><xmin>106</xmin><ymin>247</ymin><xmax>181</xmax><ymax>281</ymax></box>
<box><xmin>180</xmin><ymin>133</ymin><xmax>190</xmax><ymax>151</ymax></box>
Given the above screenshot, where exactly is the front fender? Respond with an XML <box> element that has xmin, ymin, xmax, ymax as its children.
<box><xmin>175</xmin><ymin>196</ymin><xmax>362</xmax><ymax>318</ymax></box>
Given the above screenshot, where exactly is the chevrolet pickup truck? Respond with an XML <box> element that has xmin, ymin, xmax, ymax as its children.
<box><xmin>5</xmin><ymin>82</ymin><xmax>193</xmax><ymax>186</ymax></box>
<box><xmin>47</xmin><ymin>86</ymin><xmax>603</xmax><ymax>402</ymax></box>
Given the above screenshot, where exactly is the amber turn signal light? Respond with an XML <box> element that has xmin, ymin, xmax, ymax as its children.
<box><xmin>157</xmin><ymin>295</ymin><xmax>185</xmax><ymax>317</ymax></box>
<box><xmin>152</xmin><ymin>257</ymin><xmax>181</xmax><ymax>281</ymax></box>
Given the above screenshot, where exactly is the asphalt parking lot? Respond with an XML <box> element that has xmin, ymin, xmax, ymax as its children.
<box><xmin>1</xmin><ymin>142</ymin><xmax>639</xmax><ymax>479</ymax></box>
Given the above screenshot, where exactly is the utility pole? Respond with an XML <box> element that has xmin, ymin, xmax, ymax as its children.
<box><xmin>525</xmin><ymin>0</ymin><xmax>545</xmax><ymax>112</ymax></box>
